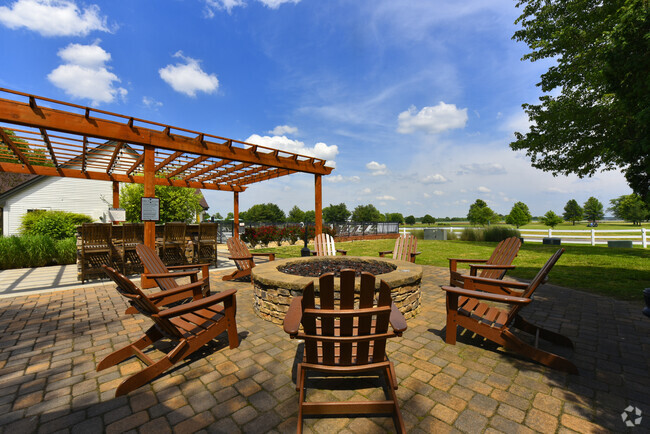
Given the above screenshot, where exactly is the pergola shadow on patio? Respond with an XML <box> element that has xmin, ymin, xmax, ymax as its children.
<box><xmin>0</xmin><ymin>265</ymin><xmax>647</xmax><ymax>433</ymax></box>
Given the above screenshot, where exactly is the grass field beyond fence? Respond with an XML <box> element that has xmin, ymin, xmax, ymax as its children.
<box><xmin>256</xmin><ymin>239</ymin><xmax>650</xmax><ymax>301</ymax></box>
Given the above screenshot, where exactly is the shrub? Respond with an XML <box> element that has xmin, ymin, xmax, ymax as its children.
<box><xmin>240</xmin><ymin>227</ymin><xmax>258</xmax><ymax>248</ymax></box>
<box><xmin>0</xmin><ymin>234</ymin><xmax>76</xmax><ymax>269</ymax></box>
<box><xmin>484</xmin><ymin>226</ymin><xmax>521</xmax><ymax>242</ymax></box>
<box><xmin>459</xmin><ymin>228</ymin><xmax>485</xmax><ymax>241</ymax></box>
<box><xmin>256</xmin><ymin>225</ymin><xmax>279</xmax><ymax>247</ymax></box>
<box><xmin>21</xmin><ymin>210</ymin><xmax>93</xmax><ymax>240</ymax></box>
<box><xmin>410</xmin><ymin>229</ymin><xmax>424</xmax><ymax>240</ymax></box>
<box><xmin>284</xmin><ymin>225</ymin><xmax>302</xmax><ymax>245</ymax></box>
<box><xmin>55</xmin><ymin>237</ymin><xmax>78</xmax><ymax>264</ymax></box>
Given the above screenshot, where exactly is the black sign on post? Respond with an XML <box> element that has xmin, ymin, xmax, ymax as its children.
<box><xmin>141</xmin><ymin>197</ymin><xmax>160</xmax><ymax>221</ymax></box>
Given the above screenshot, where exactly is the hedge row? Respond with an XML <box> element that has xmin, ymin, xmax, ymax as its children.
<box><xmin>0</xmin><ymin>235</ymin><xmax>76</xmax><ymax>269</ymax></box>
<box><xmin>240</xmin><ymin>225</ymin><xmax>336</xmax><ymax>248</ymax></box>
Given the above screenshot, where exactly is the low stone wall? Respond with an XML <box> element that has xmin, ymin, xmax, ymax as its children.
<box><xmin>251</xmin><ymin>256</ymin><xmax>422</xmax><ymax>324</ymax></box>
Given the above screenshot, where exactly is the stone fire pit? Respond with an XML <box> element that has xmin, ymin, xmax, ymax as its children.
<box><xmin>251</xmin><ymin>256</ymin><xmax>422</xmax><ymax>324</ymax></box>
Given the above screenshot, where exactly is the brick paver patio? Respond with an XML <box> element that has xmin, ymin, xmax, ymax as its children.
<box><xmin>0</xmin><ymin>265</ymin><xmax>648</xmax><ymax>433</ymax></box>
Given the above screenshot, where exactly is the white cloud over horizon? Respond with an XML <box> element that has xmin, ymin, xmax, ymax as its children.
<box><xmin>204</xmin><ymin>0</ymin><xmax>299</xmax><ymax>14</ymax></box>
<box><xmin>421</xmin><ymin>173</ymin><xmax>448</xmax><ymax>184</ymax></box>
<box><xmin>246</xmin><ymin>134</ymin><xmax>339</xmax><ymax>168</ymax></box>
<box><xmin>159</xmin><ymin>51</ymin><xmax>219</xmax><ymax>97</ymax></box>
<box><xmin>0</xmin><ymin>0</ymin><xmax>109</xmax><ymax>37</ymax></box>
<box><xmin>269</xmin><ymin>125</ymin><xmax>298</xmax><ymax>136</ymax></box>
<box><xmin>397</xmin><ymin>102</ymin><xmax>468</xmax><ymax>134</ymax></box>
<box><xmin>457</xmin><ymin>163</ymin><xmax>507</xmax><ymax>176</ymax></box>
<box><xmin>47</xmin><ymin>42</ymin><xmax>126</xmax><ymax>106</ymax></box>
<box><xmin>366</xmin><ymin>161</ymin><xmax>388</xmax><ymax>176</ymax></box>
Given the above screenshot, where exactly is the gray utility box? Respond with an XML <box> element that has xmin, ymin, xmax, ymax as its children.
<box><xmin>423</xmin><ymin>228</ymin><xmax>447</xmax><ymax>241</ymax></box>
<box><xmin>542</xmin><ymin>237</ymin><xmax>561</xmax><ymax>245</ymax></box>
<box><xmin>607</xmin><ymin>240</ymin><xmax>633</xmax><ymax>248</ymax></box>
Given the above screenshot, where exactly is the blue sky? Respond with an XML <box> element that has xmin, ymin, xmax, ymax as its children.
<box><xmin>0</xmin><ymin>0</ymin><xmax>631</xmax><ymax>218</ymax></box>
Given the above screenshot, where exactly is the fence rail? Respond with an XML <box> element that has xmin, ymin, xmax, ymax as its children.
<box><xmin>401</xmin><ymin>226</ymin><xmax>648</xmax><ymax>248</ymax></box>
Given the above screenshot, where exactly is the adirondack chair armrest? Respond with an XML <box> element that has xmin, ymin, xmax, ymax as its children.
<box><xmin>448</xmin><ymin>258</ymin><xmax>488</xmax><ymax>272</ymax></box>
<box><xmin>441</xmin><ymin>285</ymin><xmax>531</xmax><ymax>305</ymax></box>
<box><xmin>166</xmin><ymin>264</ymin><xmax>207</xmax><ymax>271</ymax></box>
<box><xmin>378</xmin><ymin>250</ymin><xmax>393</xmax><ymax>257</ymax></box>
<box><xmin>389</xmin><ymin>303</ymin><xmax>407</xmax><ymax>335</ymax></box>
<box><xmin>145</xmin><ymin>270</ymin><xmax>200</xmax><ymax>279</ymax></box>
<box><xmin>158</xmin><ymin>288</ymin><xmax>237</xmax><ymax>318</ymax></box>
<box><xmin>251</xmin><ymin>252</ymin><xmax>275</xmax><ymax>261</ymax></box>
<box><xmin>148</xmin><ymin>278</ymin><xmax>206</xmax><ymax>301</ymax></box>
<box><xmin>462</xmin><ymin>274</ymin><xmax>530</xmax><ymax>290</ymax></box>
<box><xmin>228</xmin><ymin>255</ymin><xmax>253</xmax><ymax>261</ymax></box>
<box><xmin>310</xmin><ymin>250</ymin><xmax>317</xmax><ymax>256</ymax></box>
<box><xmin>409</xmin><ymin>251</ymin><xmax>421</xmax><ymax>259</ymax></box>
<box><xmin>336</xmin><ymin>249</ymin><xmax>348</xmax><ymax>255</ymax></box>
<box><xmin>283</xmin><ymin>296</ymin><xmax>304</xmax><ymax>336</ymax></box>
<box><xmin>468</xmin><ymin>264</ymin><xmax>516</xmax><ymax>276</ymax></box>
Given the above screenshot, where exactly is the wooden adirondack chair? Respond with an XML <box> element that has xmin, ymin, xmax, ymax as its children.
<box><xmin>284</xmin><ymin>270</ymin><xmax>408</xmax><ymax>433</ymax></box>
<box><xmin>311</xmin><ymin>233</ymin><xmax>347</xmax><ymax>256</ymax></box>
<box><xmin>448</xmin><ymin>236</ymin><xmax>521</xmax><ymax>287</ymax></box>
<box><xmin>195</xmin><ymin>222</ymin><xmax>218</xmax><ymax>265</ymax></box>
<box><xmin>379</xmin><ymin>234</ymin><xmax>420</xmax><ymax>263</ymax></box>
<box><xmin>160</xmin><ymin>222</ymin><xmax>187</xmax><ymax>265</ymax></box>
<box><xmin>222</xmin><ymin>237</ymin><xmax>275</xmax><ymax>281</ymax></box>
<box><xmin>136</xmin><ymin>244</ymin><xmax>210</xmax><ymax>302</ymax></box>
<box><xmin>99</xmin><ymin>266</ymin><xmax>239</xmax><ymax>397</ymax></box>
<box><xmin>441</xmin><ymin>248</ymin><xmax>577</xmax><ymax>374</ymax></box>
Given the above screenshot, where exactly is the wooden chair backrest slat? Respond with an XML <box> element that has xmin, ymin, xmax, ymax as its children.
<box><xmin>483</xmin><ymin>237</ymin><xmax>522</xmax><ymax>279</ymax></box>
<box><xmin>102</xmin><ymin>266</ymin><xmax>182</xmax><ymax>339</ymax></box>
<box><xmin>198</xmin><ymin>223</ymin><xmax>218</xmax><ymax>242</ymax></box>
<box><xmin>314</xmin><ymin>233</ymin><xmax>336</xmax><ymax>256</ymax></box>
<box><xmin>392</xmin><ymin>234</ymin><xmax>417</xmax><ymax>262</ymax></box>
<box><xmin>123</xmin><ymin>223</ymin><xmax>144</xmax><ymax>245</ymax></box>
<box><xmin>164</xmin><ymin>223</ymin><xmax>186</xmax><ymax>243</ymax></box>
<box><xmin>136</xmin><ymin>244</ymin><xmax>178</xmax><ymax>291</ymax></box>
<box><xmin>82</xmin><ymin>223</ymin><xmax>112</xmax><ymax>249</ymax></box>
<box><xmin>300</xmin><ymin>270</ymin><xmax>394</xmax><ymax>366</ymax></box>
<box><xmin>506</xmin><ymin>249</ymin><xmax>564</xmax><ymax>324</ymax></box>
<box><xmin>226</xmin><ymin>237</ymin><xmax>254</xmax><ymax>271</ymax></box>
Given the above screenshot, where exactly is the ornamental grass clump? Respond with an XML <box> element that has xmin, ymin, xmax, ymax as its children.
<box><xmin>460</xmin><ymin>228</ymin><xmax>485</xmax><ymax>241</ymax></box>
<box><xmin>484</xmin><ymin>226</ymin><xmax>521</xmax><ymax>242</ymax></box>
<box><xmin>0</xmin><ymin>234</ymin><xmax>75</xmax><ymax>269</ymax></box>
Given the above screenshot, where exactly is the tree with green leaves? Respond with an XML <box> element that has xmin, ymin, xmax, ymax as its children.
<box><xmin>540</xmin><ymin>210</ymin><xmax>563</xmax><ymax>228</ymax></box>
<box><xmin>225</xmin><ymin>212</ymin><xmax>234</xmax><ymax>221</ymax></box>
<box><xmin>421</xmin><ymin>214</ymin><xmax>436</xmax><ymax>225</ymax></box>
<box><xmin>405</xmin><ymin>215</ymin><xmax>416</xmax><ymax>225</ymax></box>
<box><xmin>563</xmin><ymin>199</ymin><xmax>584</xmax><ymax>225</ymax></box>
<box><xmin>1</xmin><ymin>128</ymin><xmax>51</xmax><ymax>166</ymax></box>
<box><xmin>384</xmin><ymin>213</ymin><xmax>404</xmax><ymax>224</ymax></box>
<box><xmin>467</xmin><ymin>199</ymin><xmax>496</xmax><ymax>226</ymax></box>
<box><xmin>212</xmin><ymin>212</ymin><xmax>223</xmax><ymax>220</ymax></box>
<box><xmin>242</xmin><ymin>203</ymin><xmax>286</xmax><ymax>223</ymax></box>
<box><xmin>583</xmin><ymin>197</ymin><xmax>604</xmax><ymax>224</ymax></box>
<box><xmin>322</xmin><ymin>203</ymin><xmax>351</xmax><ymax>223</ymax></box>
<box><xmin>608</xmin><ymin>194</ymin><xmax>648</xmax><ymax>225</ymax></box>
<box><xmin>351</xmin><ymin>204</ymin><xmax>384</xmax><ymax>222</ymax></box>
<box><xmin>287</xmin><ymin>205</ymin><xmax>305</xmax><ymax>223</ymax></box>
<box><xmin>303</xmin><ymin>210</ymin><xmax>315</xmax><ymax>223</ymax></box>
<box><xmin>511</xmin><ymin>0</ymin><xmax>650</xmax><ymax>203</ymax></box>
<box><xmin>120</xmin><ymin>184</ymin><xmax>203</xmax><ymax>223</ymax></box>
<box><xmin>505</xmin><ymin>202</ymin><xmax>532</xmax><ymax>228</ymax></box>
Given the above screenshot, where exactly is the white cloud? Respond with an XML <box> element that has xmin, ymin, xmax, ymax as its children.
<box><xmin>142</xmin><ymin>96</ymin><xmax>162</xmax><ymax>108</ymax></box>
<box><xmin>433</xmin><ymin>190</ymin><xmax>444</xmax><ymax>196</ymax></box>
<box><xmin>0</xmin><ymin>0</ymin><xmax>109</xmax><ymax>37</ymax></box>
<box><xmin>457</xmin><ymin>163</ymin><xmax>506</xmax><ymax>176</ymax></box>
<box><xmin>397</xmin><ymin>102</ymin><xmax>468</xmax><ymax>134</ymax></box>
<box><xmin>421</xmin><ymin>174</ymin><xmax>448</xmax><ymax>184</ymax></box>
<box><xmin>246</xmin><ymin>134</ymin><xmax>338</xmax><ymax>168</ymax></box>
<box><xmin>477</xmin><ymin>186</ymin><xmax>491</xmax><ymax>193</ymax></box>
<box><xmin>326</xmin><ymin>175</ymin><xmax>360</xmax><ymax>183</ymax></box>
<box><xmin>362</xmin><ymin>188</ymin><xmax>372</xmax><ymax>194</ymax></box>
<box><xmin>501</xmin><ymin>111</ymin><xmax>533</xmax><ymax>135</ymax></box>
<box><xmin>366</xmin><ymin>161</ymin><xmax>388</xmax><ymax>175</ymax></box>
<box><xmin>47</xmin><ymin>42</ymin><xmax>126</xmax><ymax>106</ymax></box>
<box><xmin>159</xmin><ymin>51</ymin><xmax>219</xmax><ymax>97</ymax></box>
<box><xmin>268</xmin><ymin>125</ymin><xmax>298</xmax><ymax>136</ymax></box>
<box><xmin>377</xmin><ymin>195</ymin><xmax>396</xmax><ymax>201</ymax></box>
<box><xmin>204</xmin><ymin>0</ymin><xmax>299</xmax><ymax>14</ymax></box>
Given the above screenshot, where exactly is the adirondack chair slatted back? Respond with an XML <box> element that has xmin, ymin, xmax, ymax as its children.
<box><xmin>136</xmin><ymin>244</ymin><xmax>179</xmax><ymax>292</ymax></box>
<box><xmin>392</xmin><ymin>234</ymin><xmax>418</xmax><ymax>262</ymax></box>
<box><xmin>482</xmin><ymin>237</ymin><xmax>522</xmax><ymax>280</ymax></box>
<box><xmin>301</xmin><ymin>270</ymin><xmax>393</xmax><ymax>366</ymax></box>
<box><xmin>505</xmin><ymin>248</ymin><xmax>564</xmax><ymax>325</ymax></box>
<box><xmin>313</xmin><ymin>233</ymin><xmax>336</xmax><ymax>256</ymax></box>
<box><xmin>102</xmin><ymin>266</ymin><xmax>182</xmax><ymax>339</ymax></box>
<box><xmin>227</xmin><ymin>237</ymin><xmax>253</xmax><ymax>272</ymax></box>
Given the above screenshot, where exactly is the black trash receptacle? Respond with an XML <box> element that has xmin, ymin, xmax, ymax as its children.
<box><xmin>542</xmin><ymin>237</ymin><xmax>561</xmax><ymax>245</ymax></box>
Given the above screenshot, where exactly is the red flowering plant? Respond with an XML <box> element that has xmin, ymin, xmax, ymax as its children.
<box><xmin>256</xmin><ymin>225</ymin><xmax>279</xmax><ymax>247</ymax></box>
<box><xmin>240</xmin><ymin>227</ymin><xmax>259</xmax><ymax>248</ymax></box>
<box><xmin>284</xmin><ymin>225</ymin><xmax>302</xmax><ymax>245</ymax></box>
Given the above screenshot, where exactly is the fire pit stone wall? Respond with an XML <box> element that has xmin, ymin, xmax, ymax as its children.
<box><xmin>251</xmin><ymin>256</ymin><xmax>423</xmax><ymax>324</ymax></box>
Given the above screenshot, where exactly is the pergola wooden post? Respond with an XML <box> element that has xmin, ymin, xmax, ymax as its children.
<box><xmin>315</xmin><ymin>174</ymin><xmax>322</xmax><ymax>235</ymax></box>
<box><xmin>233</xmin><ymin>191</ymin><xmax>239</xmax><ymax>239</ymax></box>
<box><xmin>112</xmin><ymin>181</ymin><xmax>119</xmax><ymax>209</ymax></box>
<box><xmin>141</xmin><ymin>145</ymin><xmax>156</xmax><ymax>288</ymax></box>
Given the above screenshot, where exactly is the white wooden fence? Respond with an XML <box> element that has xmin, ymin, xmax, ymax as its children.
<box><xmin>401</xmin><ymin>227</ymin><xmax>648</xmax><ymax>248</ymax></box>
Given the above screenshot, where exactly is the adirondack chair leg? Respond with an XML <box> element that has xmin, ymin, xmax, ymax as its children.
<box><xmin>512</xmin><ymin>315</ymin><xmax>574</xmax><ymax>348</ymax></box>
<box><xmin>501</xmin><ymin>329</ymin><xmax>578</xmax><ymax>374</ymax></box>
<box><xmin>296</xmin><ymin>362</ymin><xmax>303</xmax><ymax>391</ymax></box>
<box><xmin>225</xmin><ymin>300</ymin><xmax>240</xmax><ymax>349</ymax></box>
<box><xmin>222</xmin><ymin>268</ymin><xmax>250</xmax><ymax>281</ymax></box>
<box><xmin>97</xmin><ymin>326</ymin><xmax>163</xmax><ymax>371</ymax></box>
<box><xmin>297</xmin><ymin>363</ymin><xmax>306</xmax><ymax>434</ymax></box>
<box><xmin>445</xmin><ymin>295</ymin><xmax>459</xmax><ymax>345</ymax></box>
<box><xmin>114</xmin><ymin>355</ymin><xmax>175</xmax><ymax>397</ymax></box>
<box><xmin>384</xmin><ymin>364</ymin><xmax>406</xmax><ymax>434</ymax></box>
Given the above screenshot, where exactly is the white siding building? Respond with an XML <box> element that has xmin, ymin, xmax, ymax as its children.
<box><xmin>0</xmin><ymin>176</ymin><xmax>113</xmax><ymax>236</ymax></box>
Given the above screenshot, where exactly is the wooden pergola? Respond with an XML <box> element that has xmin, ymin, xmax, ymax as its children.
<box><xmin>0</xmin><ymin>87</ymin><xmax>332</xmax><ymax>254</ymax></box>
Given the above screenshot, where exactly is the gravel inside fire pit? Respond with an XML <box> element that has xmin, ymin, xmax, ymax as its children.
<box><xmin>278</xmin><ymin>259</ymin><xmax>396</xmax><ymax>277</ymax></box>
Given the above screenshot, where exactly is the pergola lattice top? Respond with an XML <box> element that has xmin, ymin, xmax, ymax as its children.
<box><xmin>0</xmin><ymin>88</ymin><xmax>333</xmax><ymax>192</ymax></box>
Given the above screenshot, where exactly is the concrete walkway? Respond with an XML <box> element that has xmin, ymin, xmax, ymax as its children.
<box><xmin>0</xmin><ymin>265</ymin><xmax>648</xmax><ymax>433</ymax></box>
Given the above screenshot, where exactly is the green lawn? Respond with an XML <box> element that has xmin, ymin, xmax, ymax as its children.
<box><xmin>411</xmin><ymin>221</ymin><xmax>649</xmax><ymax>230</ymax></box>
<box><xmin>255</xmin><ymin>239</ymin><xmax>650</xmax><ymax>301</ymax></box>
